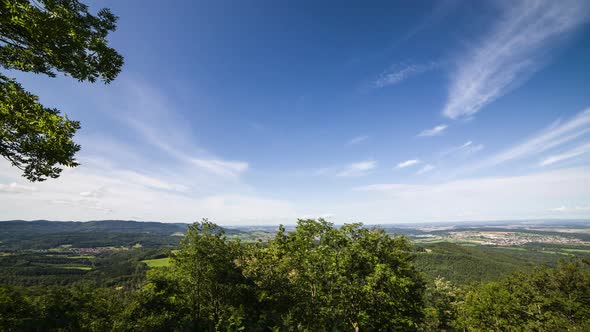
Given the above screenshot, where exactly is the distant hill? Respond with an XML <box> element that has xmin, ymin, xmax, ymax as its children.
<box><xmin>0</xmin><ymin>220</ymin><xmax>255</xmax><ymax>250</ymax></box>
<box><xmin>0</xmin><ymin>220</ymin><xmax>189</xmax><ymax>235</ymax></box>
<box><xmin>0</xmin><ymin>220</ymin><xmax>191</xmax><ymax>250</ymax></box>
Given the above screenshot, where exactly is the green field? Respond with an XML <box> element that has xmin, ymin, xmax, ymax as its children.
<box><xmin>67</xmin><ymin>255</ymin><xmax>95</xmax><ymax>259</ymax></box>
<box><xmin>142</xmin><ymin>257</ymin><xmax>170</xmax><ymax>268</ymax></box>
<box><xmin>61</xmin><ymin>266</ymin><xmax>92</xmax><ymax>271</ymax></box>
<box><xmin>562</xmin><ymin>248</ymin><xmax>590</xmax><ymax>253</ymax></box>
<box><xmin>48</xmin><ymin>244</ymin><xmax>73</xmax><ymax>252</ymax></box>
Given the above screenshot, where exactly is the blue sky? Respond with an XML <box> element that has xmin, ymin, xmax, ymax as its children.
<box><xmin>1</xmin><ymin>0</ymin><xmax>590</xmax><ymax>224</ymax></box>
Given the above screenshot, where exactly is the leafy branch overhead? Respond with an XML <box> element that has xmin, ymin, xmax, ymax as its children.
<box><xmin>0</xmin><ymin>75</ymin><xmax>80</xmax><ymax>181</ymax></box>
<box><xmin>0</xmin><ymin>0</ymin><xmax>123</xmax><ymax>181</ymax></box>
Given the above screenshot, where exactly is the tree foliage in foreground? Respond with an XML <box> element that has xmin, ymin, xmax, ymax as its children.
<box><xmin>131</xmin><ymin>219</ymin><xmax>426</xmax><ymax>331</ymax></box>
<box><xmin>243</xmin><ymin>220</ymin><xmax>425</xmax><ymax>331</ymax></box>
<box><xmin>0</xmin><ymin>0</ymin><xmax>123</xmax><ymax>181</ymax></box>
<box><xmin>458</xmin><ymin>259</ymin><xmax>590</xmax><ymax>331</ymax></box>
<box><xmin>1</xmin><ymin>219</ymin><xmax>590</xmax><ymax>331</ymax></box>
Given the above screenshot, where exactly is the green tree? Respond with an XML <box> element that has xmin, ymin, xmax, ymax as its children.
<box><xmin>458</xmin><ymin>259</ymin><xmax>590</xmax><ymax>331</ymax></box>
<box><xmin>124</xmin><ymin>268</ymin><xmax>189</xmax><ymax>332</ymax></box>
<box><xmin>244</xmin><ymin>219</ymin><xmax>426</xmax><ymax>331</ymax></box>
<box><xmin>420</xmin><ymin>277</ymin><xmax>463</xmax><ymax>332</ymax></box>
<box><xmin>0</xmin><ymin>286</ymin><xmax>39</xmax><ymax>331</ymax></box>
<box><xmin>175</xmin><ymin>220</ymin><xmax>254</xmax><ymax>331</ymax></box>
<box><xmin>0</xmin><ymin>0</ymin><xmax>123</xmax><ymax>181</ymax></box>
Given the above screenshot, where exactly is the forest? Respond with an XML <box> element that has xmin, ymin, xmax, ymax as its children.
<box><xmin>1</xmin><ymin>219</ymin><xmax>590</xmax><ymax>331</ymax></box>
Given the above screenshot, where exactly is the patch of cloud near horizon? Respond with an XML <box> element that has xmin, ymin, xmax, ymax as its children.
<box><xmin>337</xmin><ymin>160</ymin><xmax>377</xmax><ymax>177</ymax></box>
<box><xmin>418</xmin><ymin>124</ymin><xmax>447</xmax><ymax>137</ymax></box>
<box><xmin>350</xmin><ymin>167</ymin><xmax>590</xmax><ymax>222</ymax></box>
<box><xmin>373</xmin><ymin>62</ymin><xmax>439</xmax><ymax>88</ymax></box>
<box><xmin>0</xmin><ymin>182</ymin><xmax>37</xmax><ymax>194</ymax></box>
<box><xmin>0</xmin><ymin>160</ymin><xmax>296</xmax><ymax>223</ymax></box>
<box><xmin>442</xmin><ymin>0</ymin><xmax>589</xmax><ymax>119</ymax></box>
<box><xmin>551</xmin><ymin>205</ymin><xmax>590</xmax><ymax>212</ymax></box>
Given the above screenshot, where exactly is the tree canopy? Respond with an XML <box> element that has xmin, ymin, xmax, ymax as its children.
<box><xmin>0</xmin><ymin>0</ymin><xmax>123</xmax><ymax>181</ymax></box>
<box><xmin>1</xmin><ymin>219</ymin><xmax>590</xmax><ymax>331</ymax></box>
<box><xmin>131</xmin><ymin>219</ymin><xmax>426</xmax><ymax>331</ymax></box>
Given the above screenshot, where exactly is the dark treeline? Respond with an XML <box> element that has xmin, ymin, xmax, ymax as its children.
<box><xmin>1</xmin><ymin>219</ymin><xmax>590</xmax><ymax>331</ymax></box>
<box><xmin>0</xmin><ymin>220</ymin><xmax>187</xmax><ymax>236</ymax></box>
<box><xmin>414</xmin><ymin>242</ymin><xmax>564</xmax><ymax>285</ymax></box>
<box><xmin>0</xmin><ymin>220</ymin><xmax>188</xmax><ymax>251</ymax></box>
<box><xmin>0</xmin><ymin>249</ymin><xmax>154</xmax><ymax>287</ymax></box>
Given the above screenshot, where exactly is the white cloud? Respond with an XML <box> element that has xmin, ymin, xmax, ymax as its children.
<box><xmin>0</xmin><ymin>160</ymin><xmax>296</xmax><ymax>224</ymax></box>
<box><xmin>350</xmin><ymin>167</ymin><xmax>590</xmax><ymax>222</ymax></box>
<box><xmin>443</xmin><ymin>0</ymin><xmax>589</xmax><ymax>119</ymax></box>
<box><xmin>416</xmin><ymin>164</ymin><xmax>435</xmax><ymax>175</ymax></box>
<box><xmin>348</xmin><ymin>135</ymin><xmax>369</xmax><ymax>145</ymax></box>
<box><xmin>373</xmin><ymin>62</ymin><xmax>438</xmax><ymax>88</ymax></box>
<box><xmin>550</xmin><ymin>205</ymin><xmax>590</xmax><ymax>212</ymax></box>
<box><xmin>337</xmin><ymin>160</ymin><xmax>377</xmax><ymax>177</ymax></box>
<box><xmin>299</xmin><ymin>213</ymin><xmax>334</xmax><ymax>220</ymax></box>
<box><xmin>118</xmin><ymin>80</ymin><xmax>249</xmax><ymax>179</ymax></box>
<box><xmin>397</xmin><ymin>159</ymin><xmax>421</xmax><ymax>169</ymax></box>
<box><xmin>190</xmin><ymin>159</ymin><xmax>249</xmax><ymax>177</ymax></box>
<box><xmin>539</xmin><ymin>141</ymin><xmax>590</xmax><ymax>166</ymax></box>
<box><xmin>476</xmin><ymin>109</ymin><xmax>590</xmax><ymax>169</ymax></box>
<box><xmin>418</xmin><ymin>124</ymin><xmax>448</xmax><ymax>137</ymax></box>
<box><xmin>0</xmin><ymin>182</ymin><xmax>37</xmax><ymax>194</ymax></box>
<box><xmin>441</xmin><ymin>141</ymin><xmax>484</xmax><ymax>157</ymax></box>
<box><xmin>115</xmin><ymin>170</ymin><xmax>189</xmax><ymax>192</ymax></box>
<box><xmin>79</xmin><ymin>187</ymin><xmax>107</xmax><ymax>198</ymax></box>
<box><xmin>0</xmin><ymin>78</ymin><xmax>290</xmax><ymax>224</ymax></box>
<box><xmin>457</xmin><ymin>141</ymin><xmax>484</xmax><ymax>154</ymax></box>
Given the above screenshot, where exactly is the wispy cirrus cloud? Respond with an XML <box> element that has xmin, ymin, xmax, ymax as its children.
<box><xmin>348</xmin><ymin>135</ymin><xmax>369</xmax><ymax>145</ymax></box>
<box><xmin>397</xmin><ymin>159</ymin><xmax>421</xmax><ymax>169</ymax></box>
<box><xmin>443</xmin><ymin>0</ymin><xmax>589</xmax><ymax>119</ymax></box>
<box><xmin>441</xmin><ymin>140</ymin><xmax>484</xmax><ymax>157</ymax></box>
<box><xmin>373</xmin><ymin>62</ymin><xmax>439</xmax><ymax>88</ymax></box>
<box><xmin>337</xmin><ymin>160</ymin><xmax>377</xmax><ymax>177</ymax></box>
<box><xmin>190</xmin><ymin>159</ymin><xmax>249</xmax><ymax>177</ymax></box>
<box><xmin>539</xmin><ymin>141</ymin><xmax>590</xmax><ymax>166</ymax></box>
<box><xmin>418</xmin><ymin>124</ymin><xmax>448</xmax><ymax>137</ymax></box>
<box><xmin>114</xmin><ymin>170</ymin><xmax>188</xmax><ymax>192</ymax></box>
<box><xmin>118</xmin><ymin>80</ymin><xmax>250</xmax><ymax>178</ymax></box>
<box><xmin>457</xmin><ymin>141</ymin><xmax>484</xmax><ymax>154</ymax></box>
<box><xmin>0</xmin><ymin>76</ymin><xmax>295</xmax><ymax>224</ymax></box>
<box><xmin>416</xmin><ymin>164</ymin><xmax>435</xmax><ymax>175</ymax></box>
<box><xmin>477</xmin><ymin>108</ymin><xmax>590</xmax><ymax>169</ymax></box>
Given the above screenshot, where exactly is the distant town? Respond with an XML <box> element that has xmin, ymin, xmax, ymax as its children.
<box><xmin>414</xmin><ymin>231</ymin><xmax>589</xmax><ymax>246</ymax></box>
